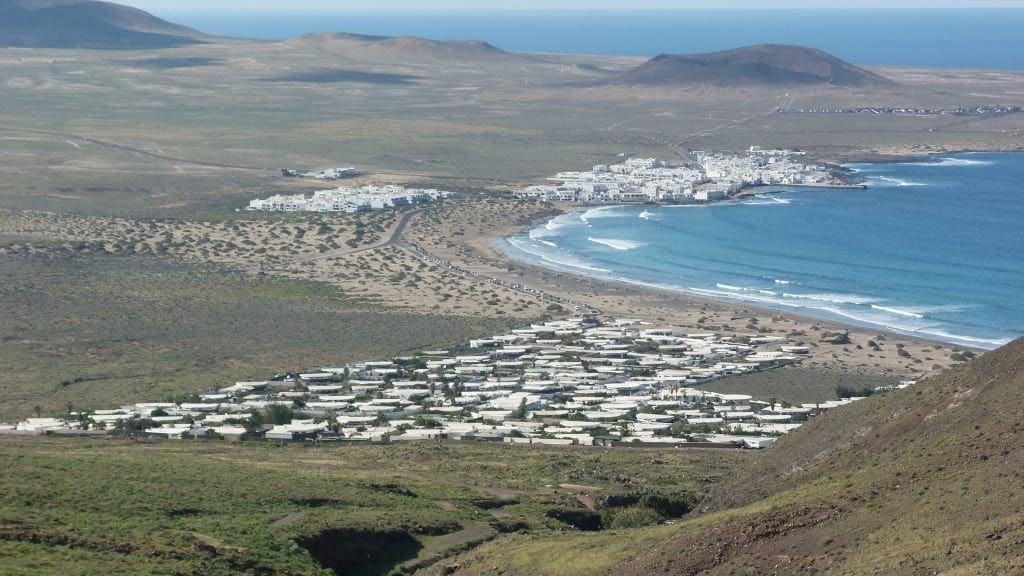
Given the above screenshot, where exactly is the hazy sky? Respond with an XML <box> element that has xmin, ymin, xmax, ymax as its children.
<box><xmin>125</xmin><ymin>0</ymin><xmax>1024</xmax><ymax>14</ymax></box>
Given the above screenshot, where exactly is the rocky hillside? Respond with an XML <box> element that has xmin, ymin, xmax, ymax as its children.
<box><xmin>425</xmin><ymin>338</ymin><xmax>1024</xmax><ymax>575</ymax></box>
<box><xmin>0</xmin><ymin>0</ymin><xmax>204</xmax><ymax>48</ymax></box>
<box><xmin>615</xmin><ymin>337</ymin><xmax>1024</xmax><ymax>574</ymax></box>
<box><xmin>613</xmin><ymin>44</ymin><xmax>894</xmax><ymax>87</ymax></box>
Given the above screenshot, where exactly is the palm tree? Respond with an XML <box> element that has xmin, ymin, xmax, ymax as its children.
<box><xmin>443</xmin><ymin>384</ymin><xmax>457</xmax><ymax>406</ymax></box>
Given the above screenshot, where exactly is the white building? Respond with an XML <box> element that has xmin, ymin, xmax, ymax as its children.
<box><xmin>248</xmin><ymin>185</ymin><xmax>457</xmax><ymax>213</ymax></box>
<box><xmin>516</xmin><ymin>149</ymin><xmax>829</xmax><ymax>204</ymax></box>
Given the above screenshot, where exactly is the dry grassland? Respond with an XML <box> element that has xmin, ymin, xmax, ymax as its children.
<box><xmin>1</xmin><ymin>39</ymin><xmax>1017</xmax><ymax>418</ymax></box>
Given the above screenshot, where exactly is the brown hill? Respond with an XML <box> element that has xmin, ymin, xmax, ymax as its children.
<box><xmin>613</xmin><ymin>44</ymin><xmax>894</xmax><ymax>87</ymax></box>
<box><xmin>614</xmin><ymin>337</ymin><xmax>1024</xmax><ymax>574</ymax></box>
<box><xmin>0</xmin><ymin>0</ymin><xmax>204</xmax><ymax>48</ymax></box>
<box><xmin>287</xmin><ymin>32</ymin><xmax>512</xmax><ymax>62</ymax></box>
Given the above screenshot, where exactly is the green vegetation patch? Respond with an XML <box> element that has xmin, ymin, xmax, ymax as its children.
<box><xmin>701</xmin><ymin>365</ymin><xmax>899</xmax><ymax>405</ymax></box>
<box><xmin>0</xmin><ymin>438</ymin><xmax>749</xmax><ymax>575</ymax></box>
<box><xmin>0</xmin><ymin>252</ymin><xmax>508</xmax><ymax>420</ymax></box>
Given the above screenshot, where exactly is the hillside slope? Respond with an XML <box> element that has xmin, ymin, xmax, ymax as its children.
<box><xmin>424</xmin><ymin>339</ymin><xmax>1024</xmax><ymax>575</ymax></box>
<box><xmin>613</xmin><ymin>44</ymin><xmax>894</xmax><ymax>87</ymax></box>
<box><xmin>287</xmin><ymin>32</ymin><xmax>515</xmax><ymax>63</ymax></box>
<box><xmin>615</xmin><ymin>337</ymin><xmax>1024</xmax><ymax>574</ymax></box>
<box><xmin>0</xmin><ymin>0</ymin><xmax>204</xmax><ymax>48</ymax></box>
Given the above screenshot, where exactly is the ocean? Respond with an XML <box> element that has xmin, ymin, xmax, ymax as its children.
<box><xmin>165</xmin><ymin>9</ymin><xmax>1023</xmax><ymax>347</ymax></box>
<box><xmin>500</xmin><ymin>152</ymin><xmax>1024</xmax><ymax>350</ymax></box>
<box><xmin>167</xmin><ymin>9</ymin><xmax>1024</xmax><ymax>69</ymax></box>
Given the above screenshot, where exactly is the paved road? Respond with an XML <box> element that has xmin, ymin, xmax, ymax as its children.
<box><xmin>386</xmin><ymin>207</ymin><xmax>420</xmax><ymax>248</ymax></box>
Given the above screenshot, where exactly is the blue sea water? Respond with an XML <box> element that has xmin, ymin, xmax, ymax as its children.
<box><xmin>168</xmin><ymin>9</ymin><xmax>1024</xmax><ymax>69</ymax></box>
<box><xmin>500</xmin><ymin>152</ymin><xmax>1024</xmax><ymax>349</ymax></box>
<box><xmin>163</xmin><ymin>10</ymin><xmax>1024</xmax><ymax>346</ymax></box>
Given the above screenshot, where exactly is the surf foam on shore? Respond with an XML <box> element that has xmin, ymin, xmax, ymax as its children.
<box><xmin>589</xmin><ymin>237</ymin><xmax>645</xmax><ymax>251</ymax></box>
<box><xmin>498</xmin><ymin>153</ymin><xmax>1022</xmax><ymax>350</ymax></box>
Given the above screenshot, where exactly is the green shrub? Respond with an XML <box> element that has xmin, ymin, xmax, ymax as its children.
<box><xmin>602</xmin><ymin>506</ymin><xmax>663</xmax><ymax>529</ymax></box>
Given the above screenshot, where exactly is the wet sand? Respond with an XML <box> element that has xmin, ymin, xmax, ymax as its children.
<box><xmin>403</xmin><ymin>196</ymin><xmax>971</xmax><ymax>379</ymax></box>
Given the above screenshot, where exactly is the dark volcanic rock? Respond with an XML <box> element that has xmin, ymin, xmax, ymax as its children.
<box><xmin>613</xmin><ymin>44</ymin><xmax>894</xmax><ymax>87</ymax></box>
<box><xmin>0</xmin><ymin>0</ymin><xmax>205</xmax><ymax>49</ymax></box>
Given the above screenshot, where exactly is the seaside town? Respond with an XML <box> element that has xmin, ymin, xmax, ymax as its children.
<box><xmin>787</xmin><ymin>104</ymin><xmax>1022</xmax><ymax>116</ymax></box>
<box><xmin>247</xmin><ymin>184</ymin><xmax>458</xmax><ymax>213</ymax></box>
<box><xmin>514</xmin><ymin>147</ymin><xmax>833</xmax><ymax>204</ymax></box>
<box><xmin>0</xmin><ymin>146</ymin><xmax>911</xmax><ymax>447</ymax></box>
<box><xmin>280</xmin><ymin>166</ymin><xmax>360</xmax><ymax>179</ymax></box>
<box><xmin>1</xmin><ymin>317</ymin><xmax>907</xmax><ymax>448</ymax></box>
<box><xmin>252</xmin><ymin>147</ymin><xmax>831</xmax><ymax>212</ymax></box>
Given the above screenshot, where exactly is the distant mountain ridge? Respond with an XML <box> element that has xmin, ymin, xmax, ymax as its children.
<box><xmin>287</xmin><ymin>32</ymin><xmax>513</xmax><ymax>62</ymax></box>
<box><xmin>0</xmin><ymin>0</ymin><xmax>204</xmax><ymax>48</ymax></box>
<box><xmin>614</xmin><ymin>44</ymin><xmax>894</xmax><ymax>87</ymax></box>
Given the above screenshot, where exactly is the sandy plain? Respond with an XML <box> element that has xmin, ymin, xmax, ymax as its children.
<box><xmin>2</xmin><ymin>36</ymin><xmax>1021</xmax><ymax>416</ymax></box>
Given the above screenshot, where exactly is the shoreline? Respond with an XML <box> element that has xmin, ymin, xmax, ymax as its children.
<box><xmin>494</xmin><ymin>215</ymin><xmax>992</xmax><ymax>353</ymax></box>
<box><xmin>439</xmin><ymin>194</ymin><xmax>995</xmax><ymax>362</ymax></box>
<box><xmin>407</xmin><ymin>204</ymin><xmax>969</xmax><ymax>380</ymax></box>
<box><xmin>396</xmin><ymin>148</ymin><xmax>1018</xmax><ymax>377</ymax></box>
<box><xmin>492</xmin><ymin>196</ymin><xmax>1011</xmax><ymax>352</ymax></box>
<box><xmin>820</xmin><ymin>145</ymin><xmax>1024</xmax><ymax>166</ymax></box>
<box><xmin>733</xmin><ymin>180</ymin><xmax>868</xmax><ymax>200</ymax></box>
<box><xmin>475</xmin><ymin>149</ymin><xmax>1018</xmax><ymax>353</ymax></box>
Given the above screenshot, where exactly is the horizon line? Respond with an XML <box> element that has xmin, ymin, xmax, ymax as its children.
<box><xmin>154</xmin><ymin>6</ymin><xmax>1024</xmax><ymax>13</ymax></box>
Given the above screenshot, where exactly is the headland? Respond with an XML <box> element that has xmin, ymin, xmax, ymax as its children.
<box><xmin>2</xmin><ymin>3</ymin><xmax>1022</xmax><ymax>417</ymax></box>
<box><xmin>4</xmin><ymin>5</ymin><xmax>1024</xmax><ymax>574</ymax></box>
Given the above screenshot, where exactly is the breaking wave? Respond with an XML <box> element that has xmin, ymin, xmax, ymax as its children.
<box><xmin>869</xmin><ymin>175</ymin><xmax>926</xmax><ymax>187</ymax></box>
<box><xmin>589</xmin><ymin>237</ymin><xmax>645</xmax><ymax>250</ymax></box>
<box><xmin>902</xmin><ymin>157</ymin><xmax>995</xmax><ymax>167</ymax></box>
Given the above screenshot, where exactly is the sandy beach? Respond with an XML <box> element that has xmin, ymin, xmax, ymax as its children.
<box><xmin>402</xmin><ymin>195</ymin><xmax>972</xmax><ymax>379</ymax></box>
<box><xmin>0</xmin><ymin>190</ymin><xmax>975</xmax><ymax>387</ymax></box>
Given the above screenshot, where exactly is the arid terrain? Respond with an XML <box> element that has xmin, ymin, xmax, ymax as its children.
<box><xmin>2</xmin><ymin>2</ymin><xmax>1024</xmax><ymax>574</ymax></box>
<box><xmin>3</xmin><ymin>33</ymin><xmax>1019</xmax><ymax>418</ymax></box>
